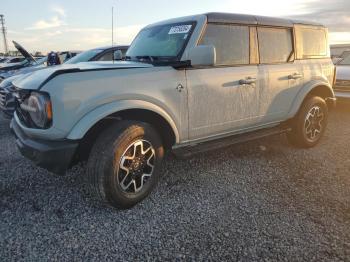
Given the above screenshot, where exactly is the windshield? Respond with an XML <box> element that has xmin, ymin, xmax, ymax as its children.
<box><xmin>65</xmin><ymin>49</ymin><xmax>103</xmax><ymax>64</ymax></box>
<box><xmin>126</xmin><ymin>22</ymin><xmax>195</xmax><ymax>61</ymax></box>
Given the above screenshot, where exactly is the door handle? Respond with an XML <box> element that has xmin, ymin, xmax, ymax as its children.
<box><xmin>239</xmin><ymin>77</ymin><xmax>257</xmax><ymax>85</ymax></box>
<box><xmin>288</xmin><ymin>73</ymin><xmax>303</xmax><ymax>80</ymax></box>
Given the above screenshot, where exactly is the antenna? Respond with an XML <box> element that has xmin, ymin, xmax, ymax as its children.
<box><xmin>112</xmin><ymin>7</ymin><xmax>114</xmax><ymax>47</ymax></box>
<box><xmin>112</xmin><ymin>6</ymin><xmax>114</xmax><ymax>64</ymax></box>
<box><xmin>0</xmin><ymin>15</ymin><xmax>9</xmax><ymax>55</ymax></box>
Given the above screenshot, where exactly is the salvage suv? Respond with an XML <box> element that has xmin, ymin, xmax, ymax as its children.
<box><xmin>11</xmin><ymin>13</ymin><xmax>336</xmax><ymax>209</ymax></box>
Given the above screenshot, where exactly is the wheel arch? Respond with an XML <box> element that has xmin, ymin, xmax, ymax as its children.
<box><xmin>287</xmin><ymin>81</ymin><xmax>335</xmax><ymax>119</ymax></box>
<box><xmin>69</xmin><ymin>101</ymin><xmax>180</xmax><ymax>165</ymax></box>
<box><xmin>67</xmin><ymin>100</ymin><xmax>180</xmax><ymax>142</ymax></box>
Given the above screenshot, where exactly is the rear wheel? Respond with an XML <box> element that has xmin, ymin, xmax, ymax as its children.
<box><xmin>87</xmin><ymin>121</ymin><xmax>164</xmax><ymax>209</ymax></box>
<box><xmin>287</xmin><ymin>96</ymin><xmax>328</xmax><ymax>148</ymax></box>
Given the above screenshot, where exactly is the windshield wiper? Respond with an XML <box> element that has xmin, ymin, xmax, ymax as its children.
<box><xmin>125</xmin><ymin>55</ymin><xmax>156</xmax><ymax>63</ymax></box>
<box><xmin>135</xmin><ymin>56</ymin><xmax>158</xmax><ymax>62</ymax></box>
<box><xmin>126</xmin><ymin>55</ymin><xmax>180</xmax><ymax>65</ymax></box>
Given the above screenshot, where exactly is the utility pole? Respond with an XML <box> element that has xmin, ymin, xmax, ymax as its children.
<box><xmin>0</xmin><ymin>15</ymin><xmax>9</xmax><ymax>55</ymax></box>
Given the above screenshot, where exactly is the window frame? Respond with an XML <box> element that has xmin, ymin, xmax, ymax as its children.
<box><xmin>256</xmin><ymin>25</ymin><xmax>296</xmax><ymax>65</ymax></box>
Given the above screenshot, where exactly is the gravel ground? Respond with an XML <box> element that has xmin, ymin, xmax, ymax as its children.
<box><xmin>1</xmin><ymin>105</ymin><xmax>350</xmax><ymax>261</ymax></box>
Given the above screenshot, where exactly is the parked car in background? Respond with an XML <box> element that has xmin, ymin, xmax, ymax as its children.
<box><xmin>0</xmin><ymin>56</ymin><xmax>47</xmax><ymax>81</ymax></box>
<box><xmin>0</xmin><ymin>75</ymin><xmax>20</xmax><ymax>118</ymax></box>
<box><xmin>0</xmin><ymin>41</ymin><xmax>38</xmax><ymax>82</ymax></box>
<box><xmin>0</xmin><ymin>56</ymin><xmax>26</xmax><ymax>68</ymax></box>
<box><xmin>334</xmin><ymin>53</ymin><xmax>350</xmax><ymax>99</ymax></box>
<box><xmin>0</xmin><ymin>57</ymin><xmax>8</xmax><ymax>63</ymax></box>
<box><xmin>0</xmin><ymin>41</ymin><xmax>38</xmax><ymax>74</ymax></box>
<box><xmin>10</xmin><ymin>13</ymin><xmax>336</xmax><ymax>209</ymax></box>
<box><xmin>0</xmin><ymin>45</ymin><xmax>129</xmax><ymax>118</ymax></box>
<box><xmin>58</xmin><ymin>51</ymin><xmax>81</xmax><ymax>64</ymax></box>
<box><xmin>64</xmin><ymin>45</ymin><xmax>129</xmax><ymax>64</ymax></box>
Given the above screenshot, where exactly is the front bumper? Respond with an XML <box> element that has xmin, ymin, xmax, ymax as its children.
<box><xmin>10</xmin><ymin>118</ymin><xmax>79</xmax><ymax>174</ymax></box>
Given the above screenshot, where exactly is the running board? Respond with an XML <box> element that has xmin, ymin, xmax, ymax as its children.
<box><xmin>173</xmin><ymin>125</ymin><xmax>291</xmax><ymax>158</ymax></box>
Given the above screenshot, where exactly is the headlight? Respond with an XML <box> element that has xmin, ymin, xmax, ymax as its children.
<box><xmin>20</xmin><ymin>92</ymin><xmax>52</xmax><ymax>128</ymax></box>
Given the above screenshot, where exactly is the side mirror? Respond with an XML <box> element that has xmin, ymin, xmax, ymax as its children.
<box><xmin>186</xmin><ymin>45</ymin><xmax>216</xmax><ymax>67</ymax></box>
<box><xmin>114</xmin><ymin>50</ymin><xmax>123</xmax><ymax>60</ymax></box>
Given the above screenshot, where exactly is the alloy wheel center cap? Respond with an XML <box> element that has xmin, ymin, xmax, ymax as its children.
<box><xmin>130</xmin><ymin>156</ymin><xmax>146</xmax><ymax>172</ymax></box>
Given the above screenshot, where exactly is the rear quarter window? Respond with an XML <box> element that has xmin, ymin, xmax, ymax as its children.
<box><xmin>295</xmin><ymin>25</ymin><xmax>329</xmax><ymax>59</ymax></box>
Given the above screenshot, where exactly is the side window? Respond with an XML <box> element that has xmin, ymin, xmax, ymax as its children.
<box><xmin>121</xmin><ymin>49</ymin><xmax>128</xmax><ymax>56</ymax></box>
<box><xmin>295</xmin><ymin>26</ymin><xmax>328</xmax><ymax>58</ymax></box>
<box><xmin>98</xmin><ymin>50</ymin><xmax>113</xmax><ymax>61</ymax></box>
<box><xmin>258</xmin><ymin>27</ymin><xmax>294</xmax><ymax>64</ymax></box>
<box><xmin>199</xmin><ymin>24</ymin><xmax>249</xmax><ymax>65</ymax></box>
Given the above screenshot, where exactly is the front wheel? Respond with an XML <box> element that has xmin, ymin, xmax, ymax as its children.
<box><xmin>87</xmin><ymin>121</ymin><xmax>164</xmax><ymax>209</ymax></box>
<box><xmin>287</xmin><ymin>96</ymin><xmax>328</xmax><ymax>148</ymax></box>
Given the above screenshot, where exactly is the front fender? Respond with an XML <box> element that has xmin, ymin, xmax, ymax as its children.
<box><xmin>67</xmin><ymin>100</ymin><xmax>180</xmax><ymax>143</ymax></box>
<box><xmin>287</xmin><ymin>80</ymin><xmax>335</xmax><ymax>119</ymax></box>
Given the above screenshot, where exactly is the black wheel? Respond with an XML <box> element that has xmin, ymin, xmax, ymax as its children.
<box><xmin>287</xmin><ymin>96</ymin><xmax>328</xmax><ymax>148</ymax></box>
<box><xmin>87</xmin><ymin>121</ymin><xmax>164</xmax><ymax>209</ymax></box>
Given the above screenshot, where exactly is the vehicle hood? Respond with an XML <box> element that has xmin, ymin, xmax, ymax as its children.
<box><xmin>0</xmin><ymin>73</ymin><xmax>25</xmax><ymax>90</ymax></box>
<box><xmin>13</xmin><ymin>61</ymin><xmax>154</xmax><ymax>90</ymax></box>
<box><xmin>12</xmin><ymin>41</ymin><xmax>36</xmax><ymax>63</ymax></box>
<box><xmin>336</xmin><ymin>65</ymin><xmax>350</xmax><ymax>80</ymax></box>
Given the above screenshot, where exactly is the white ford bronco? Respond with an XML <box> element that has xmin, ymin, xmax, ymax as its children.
<box><xmin>11</xmin><ymin>13</ymin><xmax>336</xmax><ymax>209</ymax></box>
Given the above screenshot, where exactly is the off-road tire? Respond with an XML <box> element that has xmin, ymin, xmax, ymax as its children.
<box><xmin>87</xmin><ymin>121</ymin><xmax>164</xmax><ymax>209</ymax></box>
<box><xmin>287</xmin><ymin>96</ymin><xmax>328</xmax><ymax>148</ymax></box>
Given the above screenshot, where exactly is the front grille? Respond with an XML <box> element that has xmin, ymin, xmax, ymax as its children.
<box><xmin>334</xmin><ymin>80</ymin><xmax>350</xmax><ymax>92</ymax></box>
<box><xmin>16</xmin><ymin>106</ymin><xmax>31</xmax><ymax>126</ymax></box>
<box><xmin>13</xmin><ymin>87</ymin><xmax>35</xmax><ymax>128</ymax></box>
<box><xmin>0</xmin><ymin>86</ymin><xmax>16</xmax><ymax>110</ymax></box>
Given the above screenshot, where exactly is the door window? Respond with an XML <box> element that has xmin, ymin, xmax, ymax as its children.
<box><xmin>257</xmin><ymin>27</ymin><xmax>294</xmax><ymax>64</ymax></box>
<box><xmin>199</xmin><ymin>24</ymin><xmax>250</xmax><ymax>65</ymax></box>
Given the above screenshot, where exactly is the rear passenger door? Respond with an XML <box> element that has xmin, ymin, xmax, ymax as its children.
<box><xmin>257</xmin><ymin>27</ymin><xmax>303</xmax><ymax>123</ymax></box>
<box><xmin>186</xmin><ymin>24</ymin><xmax>261</xmax><ymax>140</ymax></box>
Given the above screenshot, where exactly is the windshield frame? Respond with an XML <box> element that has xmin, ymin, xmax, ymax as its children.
<box><xmin>126</xmin><ymin>21</ymin><xmax>197</xmax><ymax>63</ymax></box>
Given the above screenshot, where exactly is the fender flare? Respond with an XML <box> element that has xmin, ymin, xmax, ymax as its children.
<box><xmin>287</xmin><ymin>80</ymin><xmax>335</xmax><ymax>119</ymax></box>
<box><xmin>66</xmin><ymin>100</ymin><xmax>180</xmax><ymax>143</ymax></box>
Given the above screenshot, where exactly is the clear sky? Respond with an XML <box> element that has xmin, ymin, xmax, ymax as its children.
<box><xmin>1</xmin><ymin>0</ymin><xmax>350</xmax><ymax>53</ymax></box>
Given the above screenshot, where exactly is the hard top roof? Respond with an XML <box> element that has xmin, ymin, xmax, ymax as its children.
<box><xmin>147</xmin><ymin>12</ymin><xmax>325</xmax><ymax>28</ymax></box>
<box><xmin>206</xmin><ymin>12</ymin><xmax>325</xmax><ymax>27</ymax></box>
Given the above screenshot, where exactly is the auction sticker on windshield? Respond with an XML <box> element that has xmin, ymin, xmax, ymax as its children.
<box><xmin>169</xmin><ymin>25</ymin><xmax>192</xmax><ymax>34</ymax></box>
